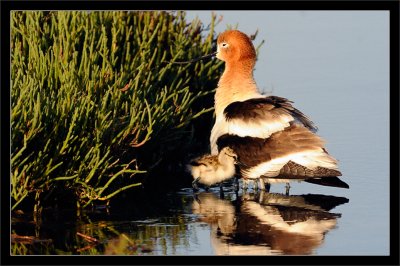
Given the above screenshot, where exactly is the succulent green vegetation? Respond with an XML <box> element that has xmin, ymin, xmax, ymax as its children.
<box><xmin>11</xmin><ymin>11</ymin><xmax>225</xmax><ymax>211</ymax></box>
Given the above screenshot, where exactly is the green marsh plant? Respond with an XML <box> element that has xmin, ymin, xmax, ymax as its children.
<box><xmin>11</xmin><ymin>11</ymin><xmax>224</xmax><ymax>212</ymax></box>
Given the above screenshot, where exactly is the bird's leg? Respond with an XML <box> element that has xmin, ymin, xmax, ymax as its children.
<box><xmin>192</xmin><ymin>177</ymin><xmax>200</xmax><ymax>192</ymax></box>
<box><xmin>258</xmin><ymin>189</ymin><xmax>266</xmax><ymax>204</ymax></box>
<box><xmin>265</xmin><ymin>182</ymin><xmax>271</xmax><ymax>192</ymax></box>
<box><xmin>259</xmin><ymin>178</ymin><xmax>266</xmax><ymax>191</ymax></box>
<box><xmin>219</xmin><ymin>184</ymin><xmax>225</xmax><ymax>199</ymax></box>
<box><xmin>254</xmin><ymin>179</ymin><xmax>259</xmax><ymax>191</ymax></box>
<box><xmin>285</xmin><ymin>182</ymin><xmax>290</xmax><ymax>196</ymax></box>
<box><xmin>233</xmin><ymin>176</ymin><xmax>240</xmax><ymax>192</ymax></box>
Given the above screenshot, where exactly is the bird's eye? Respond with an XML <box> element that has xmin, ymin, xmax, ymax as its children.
<box><xmin>221</xmin><ymin>42</ymin><xmax>228</xmax><ymax>48</ymax></box>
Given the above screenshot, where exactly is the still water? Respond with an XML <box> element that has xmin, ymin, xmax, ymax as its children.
<box><xmin>12</xmin><ymin>183</ymin><xmax>351</xmax><ymax>255</ymax></box>
<box><xmin>11</xmin><ymin>11</ymin><xmax>390</xmax><ymax>256</ymax></box>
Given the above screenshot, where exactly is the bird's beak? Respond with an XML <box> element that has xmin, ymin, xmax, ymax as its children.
<box><xmin>194</xmin><ymin>51</ymin><xmax>217</xmax><ymax>61</ymax></box>
<box><xmin>168</xmin><ymin>51</ymin><xmax>217</xmax><ymax>65</ymax></box>
<box><xmin>192</xmin><ymin>177</ymin><xmax>200</xmax><ymax>191</ymax></box>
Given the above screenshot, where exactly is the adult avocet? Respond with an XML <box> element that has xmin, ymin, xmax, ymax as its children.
<box><xmin>209</xmin><ymin>30</ymin><xmax>348</xmax><ymax>192</ymax></box>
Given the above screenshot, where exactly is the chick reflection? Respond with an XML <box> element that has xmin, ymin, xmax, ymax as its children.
<box><xmin>192</xmin><ymin>192</ymin><xmax>236</xmax><ymax>236</ymax></box>
<box><xmin>192</xmin><ymin>191</ymin><xmax>348</xmax><ymax>255</ymax></box>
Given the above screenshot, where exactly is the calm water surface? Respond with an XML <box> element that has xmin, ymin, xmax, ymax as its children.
<box><xmin>11</xmin><ymin>11</ymin><xmax>390</xmax><ymax>256</ymax></box>
<box><xmin>12</xmin><ymin>184</ymin><xmax>351</xmax><ymax>255</ymax></box>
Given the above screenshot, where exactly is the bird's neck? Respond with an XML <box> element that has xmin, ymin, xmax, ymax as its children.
<box><xmin>215</xmin><ymin>61</ymin><xmax>260</xmax><ymax>118</ymax></box>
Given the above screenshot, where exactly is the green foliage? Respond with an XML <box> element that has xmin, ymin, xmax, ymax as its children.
<box><xmin>11</xmin><ymin>11</ymin><xmax>224</xmax><ymax>210</ymax></box>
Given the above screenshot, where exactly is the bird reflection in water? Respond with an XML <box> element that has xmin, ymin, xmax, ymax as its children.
<box><xmin>192</xmin><ymin>191</ymin><xmax>348</xmax><ymax>255</ymax></box>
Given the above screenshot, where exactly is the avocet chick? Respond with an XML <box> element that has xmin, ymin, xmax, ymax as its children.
<box><xmin>187</xmin><ymin>147</ymin><xmax>238</xmax><ymax>191</ymax></box>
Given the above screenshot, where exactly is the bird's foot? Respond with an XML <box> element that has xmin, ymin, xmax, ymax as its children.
<box><xmin>192</xmin><ymin>178</ymin><xmax>200</xmax><ymax>192</ymax></box>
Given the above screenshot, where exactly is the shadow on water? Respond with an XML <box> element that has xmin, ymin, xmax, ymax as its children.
<box><xmin>11</xmin><ymin>182</ymin><xmax>349</xmax><ymax>255</ymax></box>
